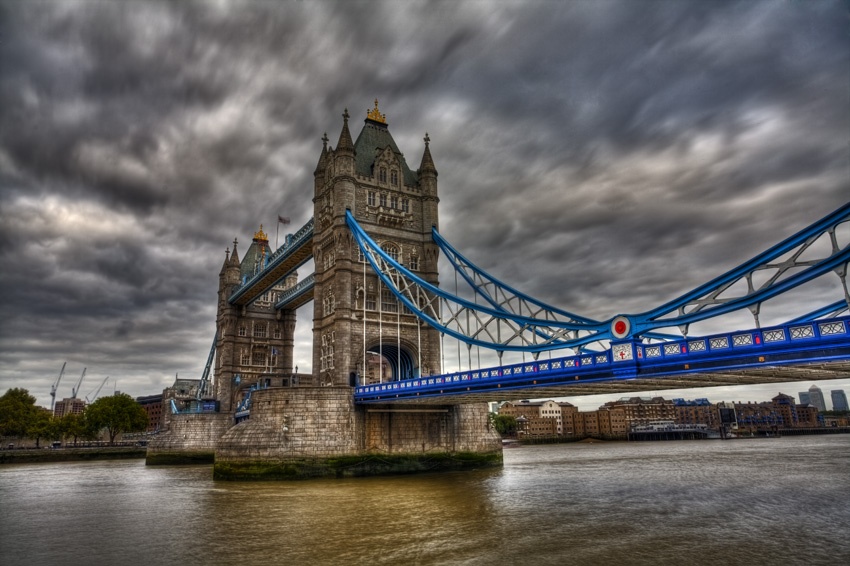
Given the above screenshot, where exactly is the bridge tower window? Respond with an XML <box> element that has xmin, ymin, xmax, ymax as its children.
<box><xmin>240</xmin><ymin>350</ymin><xmax>249</xmax><ymax>365</ymax></box>
<box><xmin>238</xmin><ymin>326</ymin><xmax>247</xmax><ymax>337</ymax></box>
<box><xmin>273</xmin><ymin>327</ymin><xmax>281</xmax><ymax>339</ymax></box>
<box><xmin>323</xmin><ymin>291</ymin><xmax>336</xmax><ymax>316</ymax></box>
<box><xmin>321</xmin><ymin>333</ymin><xmax>335</xmax><ymax>371</ymax></box>
<box><xmin>379</xmin><ymin>167</ymin><xmax>387</xmax><ymax>183</ymax></box>
<box><xmin>390</xmin><ymin>170</ymin><xmax>398</xmax><ymax>186</ymax></box>
<box><xmin>254</xmin><ymin>323</ymin><xmax>267</xmax><ymax>338</ymax></box>
<box><xmin>366</xmin><ymin>293</ymin><xmax>376</xmax><ymax>310</ymax></box>
<box><xmin>368</xmin><ymin>191</ymin><xmax>376</xmax><ymax>206</ymax></box>
<box><xmin>252</xmin><ymin>351</ymin><xmax>266</xmax><ymax>366</ymax></box>
<box><xmin>409</xmin><ymin>255</ymin><xmax>419</xmax><ymax>271</ymax></box>
<box><xmin>391</xmin><ymin>196</ymin><xmax>398</xmax><ymax>209</ymax></box>
<box><xmin>382</xmin><ymin>290</ymin><xmax>398</xmax><ymax>313</ymax></box>
<box><xmin>381</xmin><ymin>243</ymin><xmax>399</xmax><ymax>262</ymax></box>
<box><xmin>401</xmin><ymin>198</ymin><xmax>409</xmax><ymax>212</ymax></box>
<box><xmin>379</xmin><ymin>193</ymin><xmax>387</xmax><ymax>207</ymax></box>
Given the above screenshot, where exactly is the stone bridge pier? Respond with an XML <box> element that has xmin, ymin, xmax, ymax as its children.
<box><xmin>213</xmin><ymin>387</ymin><xmax>502</xmax><ymax>480</ymax></box>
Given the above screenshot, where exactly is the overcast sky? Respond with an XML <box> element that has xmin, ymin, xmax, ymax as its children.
<box><xmin>1</xmin><ymin>0</ymin><xmax>848</xmax><ymax>411</ymax></box>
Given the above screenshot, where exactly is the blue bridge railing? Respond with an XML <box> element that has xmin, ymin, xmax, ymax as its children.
<box><xmin>354</xmin><ymin>316</ymin><xmax>850</xmax><ymax>402</ymax></box>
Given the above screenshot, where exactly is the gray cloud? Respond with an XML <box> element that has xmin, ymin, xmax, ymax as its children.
<box><xmin>1</xmin><ymin>0</ymin><xmax>847</xmax><ymax>407</ymax></box>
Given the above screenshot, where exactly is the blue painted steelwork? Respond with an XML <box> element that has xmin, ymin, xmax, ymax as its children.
<box><xmin>787</xmin><ymin>300</ymin><xmax>848</xmax><ymax>323</ymax></box>
<box><xmin>228</xmin><ymin>217</ymin><xmax>314</xmax><ymax>305</ymax></box>
<box><xmin>233</xmin><ymin>380</ymin><xmax>272</xmax><ymax>422</ymax></box>
<box><xmin>354</xmin><ymin>316</ymin><xmax>850</xmax><ymax>402</ymax></box>
<box><xmin>434</xmin><ymin>226</ymin><xmax>678</xmax><ymax>343</ymax></box>
<box><xmin>347</xmin><ymin>204</ymin><xmax>850</xmax><ymax>352</ymax></box>
<box><xmin>274</xmin><ymin>274</ymin><xmax>315</xmax><ymax>310</ymax></box>
<box><xmin>196</xmin><ymin>336</ymin><xmax>216</xmax><ymax>401</ymax></box>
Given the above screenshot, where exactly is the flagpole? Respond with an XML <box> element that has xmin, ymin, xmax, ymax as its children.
<box><xmin>276</xmin><ymin>219</ymin><xmax>280</xmax><ymax>250</ymax></box>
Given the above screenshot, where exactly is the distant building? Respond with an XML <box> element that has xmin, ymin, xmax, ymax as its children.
<box><xmin>831</xmin><ymin>390</ymin><xmax>849</xmax><ymax>411</ymax></box>
<box><xmin>136</xmin><ymin>394</ymin><xmax>164</xmax><ymax>432</ymax></box>
<box><xmin>734</xmin><ymin>393</ymin><xmax>820</xmax><ymax>432</ymax></box>
<box><xmin>807</xmin><ymin>385</ymin><xmax>827</xmax><ymax>412</ymax></box>
<box><xmin>672</xmin><ymin>398</ymin><xmax>718</xmax><ymax>429</ymax></box>
<box><xmin>603</xmin><ymin>396</ymin><xmax>677</xmax><ymax>425</ymax></box>
<box><xmin>798</xmin><ymin>392</ymin><xmax>810</xmax><ymax>405</ymax></box>
<box><xmin>498</xmin><ymin>400</ymin><xmax>628</xmax><ymax>439</ymax></box>
<box><xmin>499</xmin><ymin>400</ymin><xmax>561</xmax><ymax>436</ymax></box>
<box><xmin>53</xmin><ymin>397</ymin><xmax>86</xmax><ymax>418</ymax></box>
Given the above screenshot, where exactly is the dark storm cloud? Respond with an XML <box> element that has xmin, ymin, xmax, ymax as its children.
<box><xmin>0</xmin><ymin>0</ymin><xmax>847</xmax><ymax>406</ymax></box>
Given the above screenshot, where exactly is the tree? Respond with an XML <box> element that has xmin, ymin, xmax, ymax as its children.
<box><xmin>490</xmin><ymin>413</ymin><xmax>517</xmax><ymax>436</ymax></box>
<box><xmin>59</xmin><ymin>413</ymin><xmax>94</xmax><ymax>446</ymax></box>
<box><xmin>0</xmin><ymin>388</ymin><xmax>38</xmax><ymax>439</ymax></box>
<box><xmin>85</xmin><ymin>393</ymin><xmax>148</xmax><ymax>443</ymax></box>
<box><xmin>29</xmin><ymin>409</ymin><xmax>59</xmax><ymax>448</ymax></box>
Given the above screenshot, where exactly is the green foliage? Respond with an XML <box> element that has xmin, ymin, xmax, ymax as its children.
<box><xmin>490</xmin><ymin>413</ymin><xmax>517</xmax><ymax>436</ymax></box>
<box><xmin>0</xmin><ymin>388</ymin><xmax>38</xmax><ymax>439</ymax></box>
<box><xmin>59</xmin><ymin>413</ymin><xmax>96</xmax><ymax>445</ymax></box>
<box><xmin>28</xmin><ymin>410</ymin><xmax>59</xmax><ymax>448</ymax></box>
<box><xmin>85</xmin><ymin>393</ymin><xmax>148</xmax><ymax>443</ymax></box>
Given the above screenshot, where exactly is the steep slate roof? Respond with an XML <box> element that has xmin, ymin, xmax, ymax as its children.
<box><xmin>353</xmin><ymin>118</ymin><xmax>418</xmax><ymax>186</ymax></box>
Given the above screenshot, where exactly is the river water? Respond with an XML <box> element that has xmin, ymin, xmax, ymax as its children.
<box><xmin>1</xmin><ymin>436</ymin><xmax>848</xmax><ymax>565</ymax></box>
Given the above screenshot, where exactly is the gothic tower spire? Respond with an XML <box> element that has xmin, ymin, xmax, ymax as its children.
<box><xmin>336</xmin><ymin>109</ymin><xmax>354</xmax><ymax>155</ymax></box>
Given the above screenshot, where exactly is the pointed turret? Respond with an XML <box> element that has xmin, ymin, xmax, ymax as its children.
<box><xmin>220</xmin><ymin>247</ymin><xmax>231</xmax><ymax>276</ymax></box>
<box><xmin>314</xmin><ymin>132</ymin><xmax>329</xmax><ymax>175</ymax></box>
<box><xmin>229</xmin><ymin>238</ymin><xmax>240</xmax><ymax>267</ymax></box>
<box><xmin>418</xmin><ymin>132</ymin><xmax>437</xmax><ymax>177</ymax></box>
<box><xmin>336</xmin><ymin>108</ymin><xmax>355</xmax><ymax>155</ymax></box>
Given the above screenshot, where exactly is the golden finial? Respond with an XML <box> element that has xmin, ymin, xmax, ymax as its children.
<box><xmin>253</xmin><ymin>224</ymin><xmax>268</xmax><ymax>241</ymax></box>
<box><xmin>366</xmin><ymin>99</ymin><xmax>387</xmax><ymax>124</ymax></box>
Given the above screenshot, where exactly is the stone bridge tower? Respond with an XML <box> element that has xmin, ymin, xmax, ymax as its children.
<box><xmin>312</xmin><ymin>101</ymin><xmax>442</xmax><ymax>387</ymax></box>
<box><xmin>214</xmin><ymin>227</ymin><xmax>298</xmax><ymax>412</ymax></box>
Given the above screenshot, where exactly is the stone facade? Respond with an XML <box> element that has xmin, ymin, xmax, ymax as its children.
<box><xmin>215</xmin><ymin>227</ymin><xmax>299</xmax><ymax>412</ymax></box>
<box><xmin>147</xmin><ymin>412</ymin><xmax>232</xmax><ymax>464</ymax></box>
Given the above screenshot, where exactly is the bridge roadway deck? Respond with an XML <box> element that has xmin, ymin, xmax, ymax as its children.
<box><xmin>354</xmin><ymin>360</ymin><xmax>850</xmax><ymax>405</ymax></box>
<box><xmin>229</xmin><ymin>219</ymin><xmax>314</xmax><ymax>306</ymax></box>
<box><xmin>354</xmin><ymin>316</ymin><xmax>850</xmax><ymax>405</ymax></box>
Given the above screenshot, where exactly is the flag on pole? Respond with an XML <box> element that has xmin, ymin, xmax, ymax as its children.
<box><xmin>278</xmin><ymin>216</ymin><xmax>290</xmax><ymax>224</ymax></box>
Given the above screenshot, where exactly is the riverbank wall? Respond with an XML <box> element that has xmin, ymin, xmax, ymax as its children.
<box><xmin>0</xmin><ymin>446</ymin><xmax>147</xmax><ymax>465</ymax></box>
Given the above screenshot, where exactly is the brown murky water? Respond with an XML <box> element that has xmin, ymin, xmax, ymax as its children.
<box><xmin>1</xmin><ymin>436</ymin><xmax>848</xmax><ymax>565</ymax></box>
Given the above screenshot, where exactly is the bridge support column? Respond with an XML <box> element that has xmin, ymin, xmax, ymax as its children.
<box><xmin>213</xmin><ymin>387</ymin><xmax>502</xmax><ymax>480</ymax></box>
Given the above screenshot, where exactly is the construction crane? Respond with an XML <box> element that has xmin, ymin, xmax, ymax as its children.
<box><xmin>50</xmin><ymin>362</ymin><xmax>67</xmax><ymax>412</ymax></box>
<box><xmin>85</xmin><ymin>376</ymin><xmax>109</xmax><ymax>404</ymax></box>
<box><xmin>71</xmin><ymin>368</ymin><xmax>86</xmax><ymax>399</ymax></box>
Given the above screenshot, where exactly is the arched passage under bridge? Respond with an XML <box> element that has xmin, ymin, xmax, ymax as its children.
<box><xmin>362</xmin><ymin>343</ymin><xmax>417</xmax><ymax>384</ymax></box>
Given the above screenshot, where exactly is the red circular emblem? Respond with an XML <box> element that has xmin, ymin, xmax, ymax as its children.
<box><xmin>614</xmin><ymin>320</ymin><xmax>627</xmax><ymax>335</ymax></box>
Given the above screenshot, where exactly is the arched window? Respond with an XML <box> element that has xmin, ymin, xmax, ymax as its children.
<box><xmin>390</xmin><ymin>170</ymin><xmax>398</xmax><ymax>186</ymax></box>
<box><xmin>379</xmin><ymin>167</ymin><xmax>387</xmax><ymax>183</ymax></box>
<box><xmin>381</xmin><ymin>243</ymin><xmax>399</xmax><ymax>262</ymax></box>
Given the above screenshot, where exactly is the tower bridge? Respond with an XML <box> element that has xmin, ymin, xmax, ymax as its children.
<box><xmin>147</xmin><ymin>101</ymin><xmax>850</xmax><ymax>479</ymax></box>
